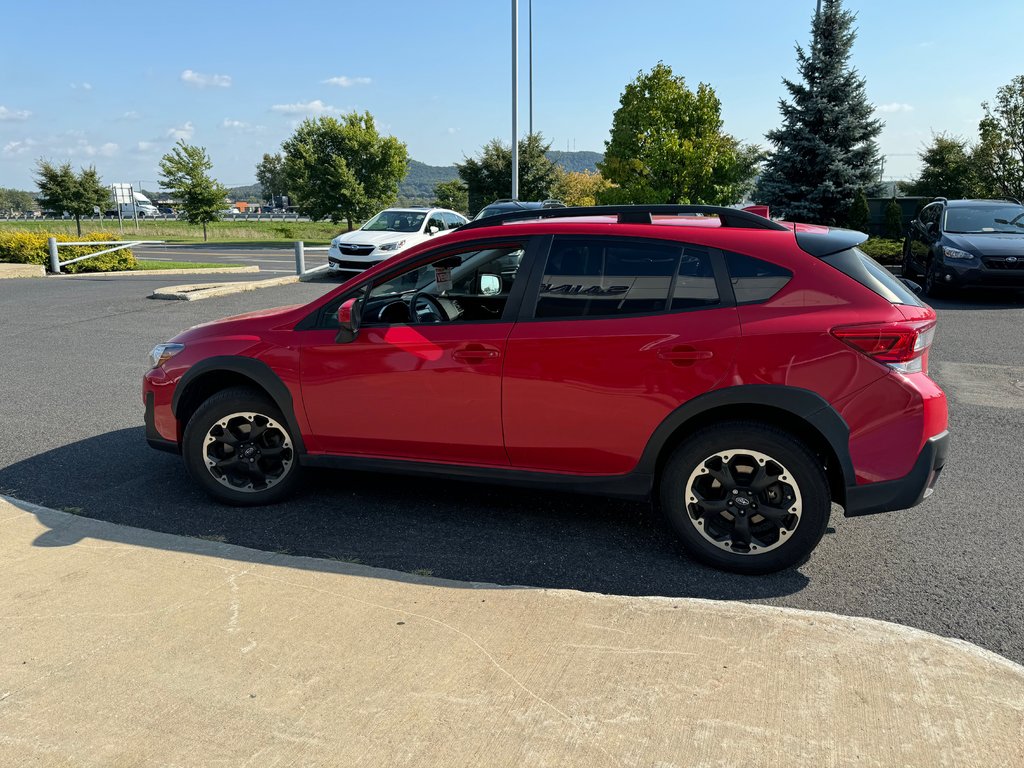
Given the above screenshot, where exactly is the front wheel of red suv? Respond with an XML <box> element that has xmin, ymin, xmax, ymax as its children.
<box><xmin>183</xmin><ymin>387</ymin><xmax>301</xmax><ymax>506</ymax></box>
<box><xmin>660</xmin><ymin>422</ymin><xmax>830</xmax><ymax>574</ymax></box>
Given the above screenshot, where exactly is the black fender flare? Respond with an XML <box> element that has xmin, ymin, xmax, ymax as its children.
<box><xmin>171</xmin><ymin>356</ymin><xmax>306</xmax><ymax>454</ymax></box>
<box><xmin>636</xmin><ymin>384</ymin><xmax>855</xmax><ymax>491</ymax></box>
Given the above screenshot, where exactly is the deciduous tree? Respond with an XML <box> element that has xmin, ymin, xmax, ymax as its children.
<box><xmin>755</xmin><ymin>0</ymin><xmax>883</xmax><ymax>225</ymax></box>
<box><xmin>255</xmin><ymin>152</ymin><xmax>288</xmax><ymax>203</ymax></box>
<box><xmin>597</xmin><ymin>62</ymin><xmax>759</xmax><ymax>206</ymax></box>
<box><xmin>905</xmin><ymin>134</ymin><xmax>978</xmax><ymax>199</ymax></box>
<box><xmin>973</xmin><ymin>75</ymin><xmax>1024</xmax><ymax>201</ymax></box>
<box><xmin>281</xmin><ymin>113</ymin><xmax>407</xmax><ymax>229</ymax></box>
<box><xmin>457</xmin><ymin>133</ymin><xmax>557</xmax><ymax>215</ymax></box>
<box><xmin>550</xmin><ymin>169</ymin><xmax>613</xmax><ymax>207</ymax></box>
<box><xmin>34</xmin><ymin>161</ymin><xmax>108</xmax><ymax>235</ymax></box>
<box><xmin>433</xmin><ymin>179</ymin><xmax>468</xmax><ymax>213</ymax></box>
<box><xmin>158</xmin><ymin>140</ymin><xmax>228</xmax><ymax>241</ymax></box>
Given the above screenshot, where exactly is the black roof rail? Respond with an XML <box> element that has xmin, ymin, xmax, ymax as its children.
<box><xmin>996</xmin><ymin>196</ymin><xmax>1023</xmax><ymax>205</ymax></box>
<box><xmin>456</xmin><ymin>204</ymin><xmax>789</xmax><ymax>232</ymax></box>
<box><xmin>932</xmin><ymin>197</ymin><xmax>948</xmax><ymax>203</ymax></box>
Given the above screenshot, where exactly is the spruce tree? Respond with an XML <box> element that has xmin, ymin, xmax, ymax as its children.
<box><xmin>756</xmin><ymin>0</ymin><xmax>883</xmax><ymax>226</ymax></box>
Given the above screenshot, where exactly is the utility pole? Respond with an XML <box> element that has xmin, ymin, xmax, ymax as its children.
<box><xmin>528</xmin><ymin>0</ymin><xmax>533</xmax><ymax>137</ymax></box>
<box><xmin>511</xmin><ymin>0</ymin><xmax>519</xmax><ymax>200</ymax></box>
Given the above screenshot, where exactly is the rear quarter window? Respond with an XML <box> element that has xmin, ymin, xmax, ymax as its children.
<box><xmin>822</xmin><ymin>248</ymin><xmax>924</xmax><ymax>307</ymax></box>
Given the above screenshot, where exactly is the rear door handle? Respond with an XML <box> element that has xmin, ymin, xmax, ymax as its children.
<box><xmin>658</xmin><ymin>346</ymin><xmax>713</xmax><ymax>366</ymax></box>
<box><xmin>453</xmin><ymin>343</ymin><xmax>500</xmax><ymax>363</ymax></box>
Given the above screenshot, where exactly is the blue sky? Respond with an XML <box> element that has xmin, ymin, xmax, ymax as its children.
<box><xmin>1</xmin><ymin>0</ymin><xmax>1021</xmax><ymax>192</ymax></box>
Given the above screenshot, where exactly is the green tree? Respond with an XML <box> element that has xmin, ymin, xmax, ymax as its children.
<box><xmin>973</xmin><ymin>75</ymin><xmax>1024</xmax><ymax>201</ymax></box>
<box><xmin>905</xmin><ymin>133</ymin><xmax>979</xmax><ymax>199</ymax></box>
<box><xmin>34</xmin><ymin>161</ymin><xmax>108</xmax><ymax>236</ymax></box>
<box><xmin>281</xmin><ymin>112</ymin><xmax>407</xmax><ymax>229</ymax></box>
<box><xmin>550</xmin><ymin>168</ymin><xmax>613</xmax><ymax>207</ymax></box>
<box><xmin>0</xmin><ymin>187</ymin><xmax>36</xmax><ymax>214</ymax></box>
<box><xmin>884</xmin><ymin>197</ymin><xmax>904</xmax><ymax>239</ymax></box>
<box><xmin>457</xmin><ymin>133</ymin><xmax>557</xmax><ymax>215</ymax></box>
<box><xmin>848</xmin><ymin>189</ymin><xmax>870</xmax><ymax>233</ymax></box>
<box><xmin>255</xmin><ymin>152</ymin><xmax>287</xmax><ymax>202</ymax></box>
<box><xmin>755</xmin><ymin>0</ymin><xmax>883</xmax><ymax>225</ymax></box>
<box><xmin>158</xmin><ymin>140</ymin><xmax>228</xmax><ymax>241</ymax></box>
<box><xmin>433</xmin><ymin>179</ymin><xmax>468</xmax><ymax>213</ymax></box>
<box><xmin>596</xmin><ymin>62</ymin><xmax>759</xmax><ymax>206</ymax></box>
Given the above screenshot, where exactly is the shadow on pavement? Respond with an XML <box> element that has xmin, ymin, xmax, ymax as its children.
<box><xmin>924</xmin><ymin>288</ymin><xmax>1024</xmax><ymax>311</ymax></box>
<box><xmin>0</xmin><ymin>427</ymin><xmax>811</xmax><ymax>600</ymax></box>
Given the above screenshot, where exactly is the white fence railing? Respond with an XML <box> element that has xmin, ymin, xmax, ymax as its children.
<box><xmin>47</xmin><ymin>237</ymin><xmax>164</xmax><ymax>274</ymax></box>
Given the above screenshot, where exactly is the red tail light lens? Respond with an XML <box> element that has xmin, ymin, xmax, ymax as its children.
<box><xmin>831</xmin><ymin>321</ymin><xmax>936</xmax><ymax>373</ymax></box>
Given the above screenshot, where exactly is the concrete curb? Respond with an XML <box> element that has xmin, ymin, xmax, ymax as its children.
<box><xmin>2</xmin><ymin>493</ymin><xmax>1023</xmax><ymax>767</ymax></box>
<box><xmin>0</xmin><ymin>263</ymin><xmax>45</xmax><ymax>279</ymax></box>
<box><xmin>151</xmin><ymin>264</ymin><xmax>330</xmax><ymax>301</ymax></box>
<box><xmin>63</xmin><ymin>265</ymin><xmax>260</xmax><ymax>278</ymax></box>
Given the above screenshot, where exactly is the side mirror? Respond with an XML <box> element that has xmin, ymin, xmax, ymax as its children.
<box><xmin>478</xmin><ymin>274</ymin><xmax>501</xmax><ymax>295</ymax></box>
<box><xmin>899</xmin><ymin>277</ymin><xmax>923</xmax><ymax>296</ymax></box>
<box><xmin>428</xmin><ymin>225</ymin><xmax>440</xmax><ymax>235</ymax></box>
<box><xmin>335</xmin><ymin>297</ymin><xmax>361</xmax><ymax>343</ymax></box>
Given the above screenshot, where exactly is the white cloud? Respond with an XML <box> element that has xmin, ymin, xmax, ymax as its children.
<box><xmin>70</xmin><ymin>82</ymin><xmax>93</xmax><ymax>91</ymax></box>
<box><xmin>98</xmin><ymin>142</ymin><xmax>118</xmax><ymax>157</ymax></box>
<box><xmin>322</xmin><ymin>75</ymin><xmax>372</xmax><ymax>87</ymax></box>
<box><xmin>271</xmin><ymin>99</ymin><xmax>341</xmax><ymax>116</ymax></box>
<box><xmin>180</xmin><ymin>69</ymin><xmax>232</xmax><ymax>88</ymax></box>
<box><xmin>121</xmin><ymin>110</ymin><xmax>141</xmax><ymax>120</ymax></box>
<box><xmin>878</xmin><ymin>102</ymin><xmax>914</xmax><ymax>114</ymax></box>
<box><xmin>222</xmin><ymin>119</ymin><xmax>248</xmax><ymax>129</ymax></box>
<box><xmin>0</xmin><ymin>105</ymin><xmax>32</xmax><ymax>121</ymax></box>
<box><xmin>166</xmin><ymin>121</ymin><xmax>195</xmax><ymax>141</ymax></box>
<box><xmin>221</xmin><ymin>118</ymin><xmax>264</xmax><ymax>133</ymax></box>
<box><xmin>136</xmin><ymin>141</ymin><xmax>157</xmax><ymax>152</ymax></box>
<box><xmin>447</xmin><ymin>127</ymin><xmax>458</xmax><ymax>134</ymax></box>
<box><xmin>2</xmin><ymin>138</ymin><xmax>37</xmax><ymax>155</ymax></box>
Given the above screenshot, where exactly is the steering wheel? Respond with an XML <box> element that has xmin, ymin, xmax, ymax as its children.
<box><xmin>411</xmin><ymin>292</ymin><xmax>458</xmax><ymax>323</ymax></box>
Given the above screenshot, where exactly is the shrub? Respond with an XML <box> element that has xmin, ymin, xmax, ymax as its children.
<box><xmin>858</xmin><ymin>238</ymin><xmax>902</xmax><ymax>264</ymax></box>
<box><xmin>847</xmin><ymin>189</ymin><xmax>870</xmax><ymax>233</ymax></box>
<box><xmin>0</xmin><ymin>231</ymin><xmax>136</xmax><ymax>273</ymax></box>
<box><xmin>884</xmin><ymin>198</ymin><xmax>904</xmax><ymax>239</ymax></box>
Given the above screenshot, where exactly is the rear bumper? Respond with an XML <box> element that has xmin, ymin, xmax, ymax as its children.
<box><xmin>843</xmin><ymin>431</ymin><xmax>949</xmax><ymax>517</ymax></box>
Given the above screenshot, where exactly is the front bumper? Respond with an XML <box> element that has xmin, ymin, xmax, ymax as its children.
<box><xmin>145</xmin><ymin>390</ymin><xmax>179</xmax><ymax>454</ymax></box>
<box><xmin>843</xmin><ymin>431</ymin><xmax>949</xmax><ymax>517</ymax></box>
<box><xmin>328</xmin><ymin>254</ymin><xmax>382</xmax><ymax>273</ymax></box>
<box><xmin>940</xmin><ymin>260</ymin><xmax>1024</xmax><ymax>289</ymax></box>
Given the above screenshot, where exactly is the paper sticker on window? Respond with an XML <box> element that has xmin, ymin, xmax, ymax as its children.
<box><xmin>434</xmin><ymin>265</ymin><xmax>453</xmax><ymax>290</ymax></box>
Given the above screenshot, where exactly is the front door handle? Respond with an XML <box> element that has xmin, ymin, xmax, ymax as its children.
<box><xmin>453</xmin><ymin>343</ymin><xmax>500</xmax><ymax>363</ymax></box>
<box><xmin>658</xmin><ymin>345</ymin><xmax>713</xmax><ymax>367</ymax></box>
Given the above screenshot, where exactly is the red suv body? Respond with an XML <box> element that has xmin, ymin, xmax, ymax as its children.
<box><xmin>144</xmin><ymin>206</ymin><xmax>949</xmax><ymax>573</ymax></box>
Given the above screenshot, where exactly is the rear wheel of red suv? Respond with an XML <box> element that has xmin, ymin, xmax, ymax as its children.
<box><xmin>183</xmin><ymin>387</ymin><xmax>300</xmax><ymax>506</ymax></box>
<box><xmin>660</xmin><ymin>422</ymin><xmax>830</xmax><ymax>574</ymax></box>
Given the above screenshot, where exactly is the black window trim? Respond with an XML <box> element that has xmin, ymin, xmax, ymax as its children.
<box><xmin>296</xmin><ymin>235</ymin><xmax>544</xmax><ymax>331</ymax></box>
<box><xmin>516</xmin><ymin>234</ymin><xmax>735</xmax><ymax>323</ymax></box>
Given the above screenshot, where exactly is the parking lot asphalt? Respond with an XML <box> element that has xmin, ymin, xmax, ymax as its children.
<box><xmin>133</xmin><ymin>243</ymin><xmax>328</xmax><ymax>275</ymax></box>
<box><xmin>1</xmin><ymin>274</ymin><xmax>1022</xmax><ymax>663</ymax></box>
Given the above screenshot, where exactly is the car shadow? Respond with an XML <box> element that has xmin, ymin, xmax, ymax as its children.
<box><xmin>925</xmin><ymin>288</ymin><xmax>1024</xmax><ymax>311</ymax></box>
<box><xmin>0</xmin><ymin>427</ymin><xmax>811</xmax><ymax>600</ymax></box>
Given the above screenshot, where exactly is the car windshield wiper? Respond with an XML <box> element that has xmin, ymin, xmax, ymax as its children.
<box><xmin>993</xmin><ymin>218</ymin><xmax>1024</xmax><ymax>229</ymax></box>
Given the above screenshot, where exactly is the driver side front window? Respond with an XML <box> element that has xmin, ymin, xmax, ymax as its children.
<box><xmin>362</xmin><ymin>244</ymin><xmax>525</xmax><ymax>325</ymax></box>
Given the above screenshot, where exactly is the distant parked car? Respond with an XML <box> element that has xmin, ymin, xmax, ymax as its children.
<box><xmin>158</xmin><ymin>207</ymin><xmax>174</xmax><ymax>216</ymax></box>
<box><xmin>327</xmin><ymin>207</ymin><xmax>468</xmax><ymax>275</ymax></box>
<box><xmin>903</xmin><ymin>197</ymin><xmax>1024</xmax><ymax>297</ymax></box>
<box><xmin>473</xmin><ymin>199</ymin><xmax>565</xmax><ymax>221</ymax></box>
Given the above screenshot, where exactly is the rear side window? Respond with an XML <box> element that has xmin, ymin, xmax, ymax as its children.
<box><xmin>823</xmin><ymin>248</ymin><xmax>924</xmax><ymax>307</ymax></box>
<box><xmin>535</xmin><ymin>237</ymin><xmax>719</xmax><ymax>319</ymax></box>
<box><xmin>725</xmin><ymin>252</ymin><xmax>792</xmax><ymax>304</ymax></box>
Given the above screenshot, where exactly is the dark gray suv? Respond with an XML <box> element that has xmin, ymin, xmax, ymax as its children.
<box><xmin>902</xmin><ymin>198</ymin><xmax>1024</xmax><ymax>297</ymax></box>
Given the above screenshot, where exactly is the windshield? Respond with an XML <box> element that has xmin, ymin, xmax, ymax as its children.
<box><xmin>361</xmin><ymin>211</ymin><xmax>426</xmax><ymax>233</ymax></box>
<box><xmin>944</xmin><ymin>204</ymin><xmax>1024</xmax><ymax>234</ymax></box>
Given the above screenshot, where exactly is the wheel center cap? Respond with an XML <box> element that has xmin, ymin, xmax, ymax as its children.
<box><xmin>240</xmin><ymin>443</ymin><xmax>258</xmax><ymax>459</ymax></box>
<box><xmin>734</xmin><ymin>496</ymin><xmax>751</xmax><ymax>507</ymax></box>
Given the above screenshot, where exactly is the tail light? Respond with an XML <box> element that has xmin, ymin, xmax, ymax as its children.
<box><xmin>831</xmin><ymin>320</ymin><xmax>936</xmax><ymax>374</ymax></box>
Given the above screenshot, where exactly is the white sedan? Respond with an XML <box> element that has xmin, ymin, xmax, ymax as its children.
<box><xmin>327</xmin><ymin>207</ymin><xmax>468</xmax><ymax>275</ymax></box>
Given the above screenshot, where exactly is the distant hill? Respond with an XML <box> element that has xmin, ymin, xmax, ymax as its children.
<box><xmin>397</xmin><ymin>151</ymin><xmax>604</xmax><ymax>204</ymax></box>
<box><xmin>545</xmin><ymin>150</ymin><xmax>603</xmax><ymax>174</ymax></box>
<box><xmin>229</xmin><ymin>151</ymin><xmax>604</xmax><ymax>206</ymax></box>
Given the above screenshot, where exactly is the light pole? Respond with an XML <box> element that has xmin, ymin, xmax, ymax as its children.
<box><xmin>529</xmin><ymin>0</ymin><xmax>533</xmax><ymax>137</ymax></box>
<box><xmin>511</xmin><ymin>0</ymin><xmax>519</xmax><ymax>200</ymax></box>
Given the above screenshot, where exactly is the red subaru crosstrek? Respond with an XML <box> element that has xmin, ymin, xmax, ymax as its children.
<box><xmin>144</xmin><ymin>205</ymin><xmax>949</xmax><ymax>574</ymax></box>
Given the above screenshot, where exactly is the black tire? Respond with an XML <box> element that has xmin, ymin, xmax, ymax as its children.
<box><xmin>901</xmin><ymin>242</ymin><xmax>918</xmax><ymax>280</ymax></box>
<box><xmin>182</xmin><ymin>386</ymin><xmax>301</xmax><ymax>506</ymax></box>
<box><xmin>923</xmin><ymin>259</ymin><xmax>947</xmax><ymax>299</ymax></box>
<box><xmin>659</xmin><ymin>421</ymin><xmax>830</xmax><ymax>575</ymax></box>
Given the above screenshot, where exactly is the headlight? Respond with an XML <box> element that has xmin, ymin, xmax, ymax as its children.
<box><xmin>378</xmin><ymin>240</ymin><xmax>406</xmax><ymax>252</ymax></box>
<box><xmin>942</xmin><ymin>246</ymin><xmax>974</xmax><ymax>261</ymax></box>
<box><xmin>149</xmin><ymin>342</ymin><xmax>185</xmax><ymax>369</ymax></box>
